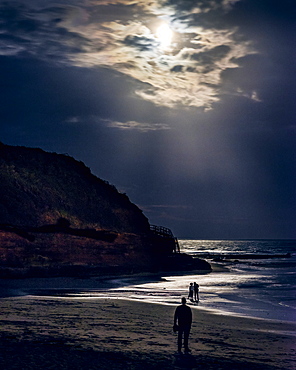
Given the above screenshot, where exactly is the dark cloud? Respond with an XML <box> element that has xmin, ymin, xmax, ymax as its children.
<box><xmin>164</xmin><ymin>0</ymin><xmax>227</xmax><ymax>13</ymax></box>
<box><xmin>0</xmin><ymin>2</ymin><xmax>91</xmax><ymax>62</ymax></box>
<box><xmin>190</xmin><ymin>45</ymin><xmax>231</xmax><ymax>74</ymax></box>
<box><xmin>170</xmin><ymin>65</ymin><xmax>183</xmax><ymax>72</ymax></box>
<box><xmin>123</xmin><ymin>34</ymin><xmax>157</xmax><ymax>51</ymax></box>
<box><xmin>191</xmin><ymin>45</ymin><xmax>231</xmax><ymax>63</ymax></box>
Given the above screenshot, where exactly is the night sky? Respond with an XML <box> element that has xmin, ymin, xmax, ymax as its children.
<box><xmin>0</xmin><ymin>0</ymin><xmax>295</xmax><ymax>239</ymax></box>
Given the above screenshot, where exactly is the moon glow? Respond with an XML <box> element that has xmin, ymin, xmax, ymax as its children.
<box><xmin>156</xmin><ymin>23</ymin><xmax>172</xmax><ymax>48</ymax></box>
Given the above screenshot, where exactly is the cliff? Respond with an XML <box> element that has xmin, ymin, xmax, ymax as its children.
<box><xmin>0</xmin><ymin>143</ymin><xmax>211</xmax><ymax>277</ymax></box>
<box><xmin>0</xmin><ymin>143</ymin><xmax>150</xmax><ymax>233</ymax></box>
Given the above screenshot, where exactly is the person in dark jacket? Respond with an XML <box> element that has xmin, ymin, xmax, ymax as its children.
<box><xmin>193</xmin><ymin>282</ymin><xmax>199</xmax><ymax>302</ymax></box>
<box><xmin>173</xmin><ymin>297</ymin><xmax>192</xmax><ymax>354</ymax></box>
<box><xmin>188</xmin><ymin>283</ymin><xmax>194</xmax><ymax>301</ymax></box>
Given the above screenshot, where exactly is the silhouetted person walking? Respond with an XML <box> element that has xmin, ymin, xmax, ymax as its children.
<box><xmin>173</xmin><ymin>297</ymin><xmax>192</xmax><ymax>354</ymax></box>
<box><xmin>193</xmin><ymin>282</ymin><xmax>199</xmax><ymax>302</ymax></box>
<box><xmin>188</xmin><ymin>283</ymin><xmax>194</xmax><ymax>301</ymax></box>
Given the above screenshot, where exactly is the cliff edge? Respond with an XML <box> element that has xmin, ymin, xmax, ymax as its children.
<box><xmin>0</xmin><ymin>143</ymin><xmax>211</xmax><ymax>277</ymax></box>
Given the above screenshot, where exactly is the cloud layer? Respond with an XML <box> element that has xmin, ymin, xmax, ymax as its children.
<box><xmin>0</xmin><ymin>0</ymin><xmax>255</xmax><ymax>110</ymax></box>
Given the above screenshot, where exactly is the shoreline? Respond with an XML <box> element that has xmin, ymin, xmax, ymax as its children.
<box><xmin>0</xmin><ymin>296</ymin><xmax>295</xmax><ymax>369</ymax></box>
<box><xmin>1</xmin><ymin>271</ymin><xmax>295</xmax><ymax>324</ymax></box>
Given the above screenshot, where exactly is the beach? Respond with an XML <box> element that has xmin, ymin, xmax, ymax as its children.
<box><xmin>0</xmin><ymin>292</ymin><xmax>295</xmax><ymax>369</ymax></box>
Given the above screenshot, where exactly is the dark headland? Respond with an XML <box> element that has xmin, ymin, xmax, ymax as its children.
<box><xmin>0</xmin><ymin>143</ymin><xmax>211</xmax><ymax>278</ymax></box>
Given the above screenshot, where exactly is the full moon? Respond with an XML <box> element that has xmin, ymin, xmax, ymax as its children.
<box><xmin>156</xmin><ymin>23</ymin><xmax>172</xmax><ymax>48</ymax></box>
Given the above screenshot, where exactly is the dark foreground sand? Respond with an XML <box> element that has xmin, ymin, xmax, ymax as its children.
<box><xmin>0</xmin><ymin>296</ymin><xmax>295</xmax><ymax>369</ymax></box>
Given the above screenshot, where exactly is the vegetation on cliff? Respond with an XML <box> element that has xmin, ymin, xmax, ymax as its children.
<box><xmin>0</xmin><ymin>142</ymin><xmax>150</xmax><ymax>233</ymax></box>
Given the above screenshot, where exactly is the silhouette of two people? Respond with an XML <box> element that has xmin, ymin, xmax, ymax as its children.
<box><xmin>188</xmin><ymin>282</ymin><xmax>199</xmax><ymax>302</ymax></box>
<box><xmin>173</xmin><ymin>297</ymin><xmax>192</xmax><ymax>354</ymax></box>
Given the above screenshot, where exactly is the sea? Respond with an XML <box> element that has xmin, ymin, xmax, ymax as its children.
<box><xmin>60</xmin><ymin>239</ymin><xmax>296</xmax><ymax>323</ymax></box>
<box><xmin>3</xmin><ymin>239</ymin><xmax>295</xmax><ymax>323</ymax></box>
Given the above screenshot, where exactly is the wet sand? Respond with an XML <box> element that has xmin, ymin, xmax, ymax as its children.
<box><xmin>0</xmin><ymin>295</ymin><xmax>295</xmax><ymax>369</ymax></box>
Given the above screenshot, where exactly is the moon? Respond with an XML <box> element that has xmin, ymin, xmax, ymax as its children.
<box><xmin>156</xmin><ymin>23</ymin><xmax>172</xmax><ymax>48</ymax></box>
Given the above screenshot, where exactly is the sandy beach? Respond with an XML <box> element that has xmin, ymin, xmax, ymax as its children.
<box><xmin>0</xmin><ymin>292</ymin><xmax>295</xmax><ymax>369</ymax></box>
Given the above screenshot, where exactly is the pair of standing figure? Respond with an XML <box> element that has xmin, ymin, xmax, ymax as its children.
<box><xmin>188</xmin><ymin>282</ymin><xmax>199</xmax><ymax>302</ymax></box>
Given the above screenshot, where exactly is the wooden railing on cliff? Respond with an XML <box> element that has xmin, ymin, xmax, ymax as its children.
<box><xmin>150</xmin><ymin>225</ymin><xmax>180</xmax><ymax>253</ymax></box>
